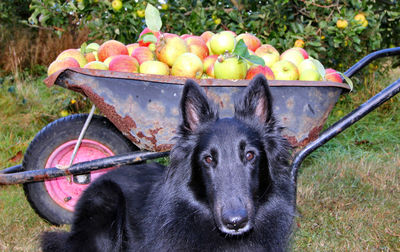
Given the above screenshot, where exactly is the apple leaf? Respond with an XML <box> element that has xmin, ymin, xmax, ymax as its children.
<box><xmin>139</xmin><ymin>32</ymin><xmax>153</xmax><ymax>41</ymax></box>
<box><xmin>338</xmin><ymin>72</ymin><xmax>354</xmax><ymax>91</ymax></box>
<box><xmin>142</xmin><ymin>34</ymin><xmax>157</xmax><ymax>43</ymax></box>
<box><xmin>145</xmin><ymin>3</ymin><xmax>162</xmax><ymax>32</ymax></box>
<box><xmin>246</xmin><ymin>55</ymin><xmax>265</xmax><ymax>66</ymax></box>
<box><xmin>311</xmin><ymin>58</ymin><xmax>326</xmax><ymax>79</ymax></box>
<box><xmin>233</xmin><ymin>39</ymin><xmax>265</xmax><ymax>66</ymax></box>
<box><xmin>233</xmin><ymin>39</ymin><xmax>249</xmax><ymax>58</ymax></box>
<box><xmin>80</xmin><ymin>42</ymin><xmax>87</xmax><ymax>54</ymax></box>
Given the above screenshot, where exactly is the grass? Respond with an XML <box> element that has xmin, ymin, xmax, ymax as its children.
<box><xmin>0</xmin><ymin>68</ymin><xmax>399</xmax><ymax>251</ymax></box>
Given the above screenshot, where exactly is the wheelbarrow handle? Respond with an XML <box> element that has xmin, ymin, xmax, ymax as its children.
<box><xmin>344</xmin><ymin>47</ymin><xmax>400</xmax><ymax>78</ymax></box>
<box><xmin>0</xmin><ymin>151</ymin><xmax>169</xmax><ymax>185</ymax></box>
<box><xmin>292</xmin><ymin>78</ymin><xmax>400</xmax><ymax>182</ymax></box>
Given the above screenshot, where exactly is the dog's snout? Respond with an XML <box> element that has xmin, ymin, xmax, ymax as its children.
<box><xmin>221</xmin><ymin>208</ymin><xmax>249</xmax><ymax>231</ymax></box>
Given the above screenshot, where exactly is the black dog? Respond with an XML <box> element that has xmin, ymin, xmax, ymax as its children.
<box><xmin>41</xmin><ymin>74</ymin><xmax>296</xmax><ymax>251</ymax></box>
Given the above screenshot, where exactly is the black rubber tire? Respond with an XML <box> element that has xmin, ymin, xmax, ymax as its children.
<box><xmin>23</xmin><ymin>114</ymin><xmax>139</xmax><ymax>225</ymax></box>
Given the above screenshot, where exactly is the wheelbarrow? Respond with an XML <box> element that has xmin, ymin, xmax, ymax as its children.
<box><xmin>1</xmin><ymin>47</ymin><xmax>399</xmax><ymax>226</ymax></box>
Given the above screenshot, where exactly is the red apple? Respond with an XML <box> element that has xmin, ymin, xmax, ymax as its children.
<box><xmin>171</xmin><ymin>53</ymin><xmax>203</xmax><ymax>79</ymax></box>
<box><xmin>83</xmin><ymin>61</ymin><xmax>108</xmax><ymax>70</ymax></box>
<box><xmin>56</xmin><ymin>49</ymin><xmax>87</xmax><ymax>67</ymax></box>
<box><xmin>184</xmin><ymin>36</ymin><xmax>209</xmax><ymax>61</ymax></box>
<box><xmin>139</xmin><ymin>27</ymin><xmax>160</xmax><ymax>40</ymax></box>
<box><xmin>200</xmin><ymin>31</ymin><xmax>215</xmax><ymax>43</ymax></box>
<box><xmin>214</xmin><ymin>56</ymin><xmax>247</xmax><ymax>80</ymax></box>
<box><xmin>160</xmin><ymin>33</ymin><xmax>179</xmax><ymax>40</ymax></box>
<box><xmin>180</xmin><ymin>34</ymin><xmax>193</xmax><ymax>40</ymax></box>
<box><xmin>245</xmin><ymin>65</ymin><xmax>275</xmax><ymax>80</ymax></box>
<box><xmin>210</xmin><ymin>31</ymin><xmax>236</xmax><ymax>55</ymax></box>
<box><xmin>156</xmin><ymin>36</ymin><xmax>188</xmax><ymax>67</ymax></box>
<box><xmin>255</xmin><ymin>44</ymin><xmax>280</xmax><ymax>68</ymax></box>
<box><xmin>108</xmin><ymin>55</ymin><xmax>139</xmax><ymax>73</ymax></box>
<box><xmin>131</xmin><ymin>46</ymin><xmax>155</xmax><ymax>65</ymax></box>
<box><xmin>293</xmin><ymin>47</ymin><xmax>309</xmax><ymax>59</ymax></box>
<box><xmin>280</xmin><ymin>48</ymin><xmax>305</xmax><ymax>68</ymax></box>
<box><xmin>271</xmin><ymin>60</ymin><xmax>299</xmax><ymax>80</ymax></box>
<box><xmin>325</xmin><ymin>68</ymin><xmax>342</xmax><ymax>83</ymax></box>
<box><xmin>47</xmin><ymin>57</ymin><xmax>80</xmax><ymax>76</ymax></box>
<box><xmin>98</xmin><ymin>40</ymin><xmax>129</xmax><ymax>62</ymax></box>
<box><xmin>203</xmin><ymin>55</ymin><xmax>218</xmax><ymax>78</ymax></box>
<box><xmin>103</xmin><ymin>55</ymin><xmax>119</xmax><ymax>67</ymax></box>
<box><xmin>140</xmin><ymin>61</ymin><xmax>170</xmax><ymax>75</ymax></box>
<box><xmin>126</xmin><ymin>43</ymin><xmax>140</xmax><ymax>55</ymax></box>
<box><xmin>236</xmin><ymin>33</ymin><xmax>262</xmax><ymax>52</ymax></box>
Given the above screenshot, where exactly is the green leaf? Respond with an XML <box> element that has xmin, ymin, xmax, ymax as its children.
<box><xmin>142</xmin><ymin>34</ymin><xmax>157</xmax><ymax>43</ymax></box>
<box><xmin>232</xmin><ymin>40</ymin><xmax>265</xmax><ymax>66</ymax></box>
<box><xmin>307</xmin><ymin>41</ymin><xmax>322</xmax><ymax>47</ymax></box>
<box><xmin>80</xmin><ymin>42</ymin><xmax>87</xmax><ymax>54</ymax></box>
<box><xmin>311</xmin><ymin>58</ymin><xmax>326</xmax><ymax>78</ymax></box>
<box><xmin>232</xmin><ymin>39</ymin><xmax>249</xmax><ymax>58</ymax></box>
<box><xmin>245</xmin><ymin>55</ymin><xmax>265</xmax><ymax>66</ymax></box>
<box><xmin>338</xmin><ymin>72</ymin><xmax>354</xmax><ymax>91</ymax></box>
<box><xmin>145</xmin><ymin>3</ymin><xmax>162</xmax><ymax>32</ymax></box>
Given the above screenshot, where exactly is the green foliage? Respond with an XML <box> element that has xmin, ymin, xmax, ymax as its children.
<box><xmin>22</xmin><ymin>0</ymin><xmax>400</xmax><ymax>71</ymax></box>
<box><xmin>0</xmin><ymin>0</ymin><xmax>30</xmax><ymax>24</ymax></box>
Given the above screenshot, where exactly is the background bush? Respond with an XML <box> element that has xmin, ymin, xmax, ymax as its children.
<box><xmin>23</xmin><ymin>0</ymin><xmax>399</xmax><ymax>72</ymax></box>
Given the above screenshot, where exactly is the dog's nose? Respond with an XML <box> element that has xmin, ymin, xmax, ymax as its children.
<box><xmin>221</xmin><ymin>208</ymin><xmax>249</xmax><ymax>231</ymax></box>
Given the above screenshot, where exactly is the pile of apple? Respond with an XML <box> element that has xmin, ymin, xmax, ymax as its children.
<box><xmin>47</xmin><ymin>28</ymin><xmax>342</xmax><ymax>83</ymax></box>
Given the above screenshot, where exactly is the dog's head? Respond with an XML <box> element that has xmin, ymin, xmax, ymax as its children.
<box><xmin>174</xmin><ymin>74</ymin><xmax>293</xmax><ymax>237</ymax></box>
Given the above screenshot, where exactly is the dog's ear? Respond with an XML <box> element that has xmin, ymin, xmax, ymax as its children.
<box><xmin>180</xmin><ymin>79</ymin><xmax>218</xmax><ymax>131</ymax></box>
<box><xmin>234</xmin><ymin>74</ymin><xmax>273</xmax><ymax>124</ymax></box>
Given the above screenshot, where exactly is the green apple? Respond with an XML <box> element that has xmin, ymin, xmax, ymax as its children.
<box><xmin>299</xmin><ymin>68</ymin><xmax>321</xmax><ymax>81</ymax></box>
<box><xmin>214</xmin><ymin>56</ymin><xmax>247</xmax><ymax>80</ymax></box>
<box><xmin>271</xmin><ymin>60</ymin><xmax>299</xmax><ymax>80</ymax></box>
<box><xmin>209</xmin><ymin>31</ymin><xmax>236</xmax><ymax>55</ymax></box>
<box><xmin>298</xmin><ymin>59</ymin><xmax>317</xmax><ymax>73</ymax></box>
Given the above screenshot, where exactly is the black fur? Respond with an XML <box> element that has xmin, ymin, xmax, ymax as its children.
<box><xmin>41</xmin><ymin>74</ymin><xmax>296</xmax><ymax>252</ymax></box>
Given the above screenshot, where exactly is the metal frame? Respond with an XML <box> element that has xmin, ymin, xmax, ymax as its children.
<box><xmin>292</xmin><ymin>47</ymin><xmax>400</xmax><ymax>181</ymax></box>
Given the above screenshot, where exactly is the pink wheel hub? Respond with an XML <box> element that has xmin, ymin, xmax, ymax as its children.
<box><xmin>44</xmin><ymin>140</ymin><xmax>115</xmax><ymax>211</ymax></box>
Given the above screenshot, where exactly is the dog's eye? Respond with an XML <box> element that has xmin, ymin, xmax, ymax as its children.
<box><xmin>205</xmin><ymin>156</ymin><xmax>213</xmax><ymax>164</ymax></box>
<box><xmin>246</xmin><ymin>151</ymin><xmax>255</xmax><ymax>161</ymax></box>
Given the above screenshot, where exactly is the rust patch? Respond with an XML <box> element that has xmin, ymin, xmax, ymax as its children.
<box><xmin>80</xmin><ymin>85</ymin><xmax>142</xmax><ymax>147</ymax></box>
<box><xmin>283</xmin><ymin>125</ymin><xmax>323</xmax><ymax>148</ymax></box>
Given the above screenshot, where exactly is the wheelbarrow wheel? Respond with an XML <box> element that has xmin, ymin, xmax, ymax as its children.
<box><xmin>22</xmin><ymin>114</ymin><xmax>139</xmax><ymax>225</ymax></box>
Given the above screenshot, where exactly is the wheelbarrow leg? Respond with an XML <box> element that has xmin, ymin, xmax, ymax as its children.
<box><xmin>292</xmin><ymin>78</ymin><xmax>400</xmax><ymax>182</ymax></box>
